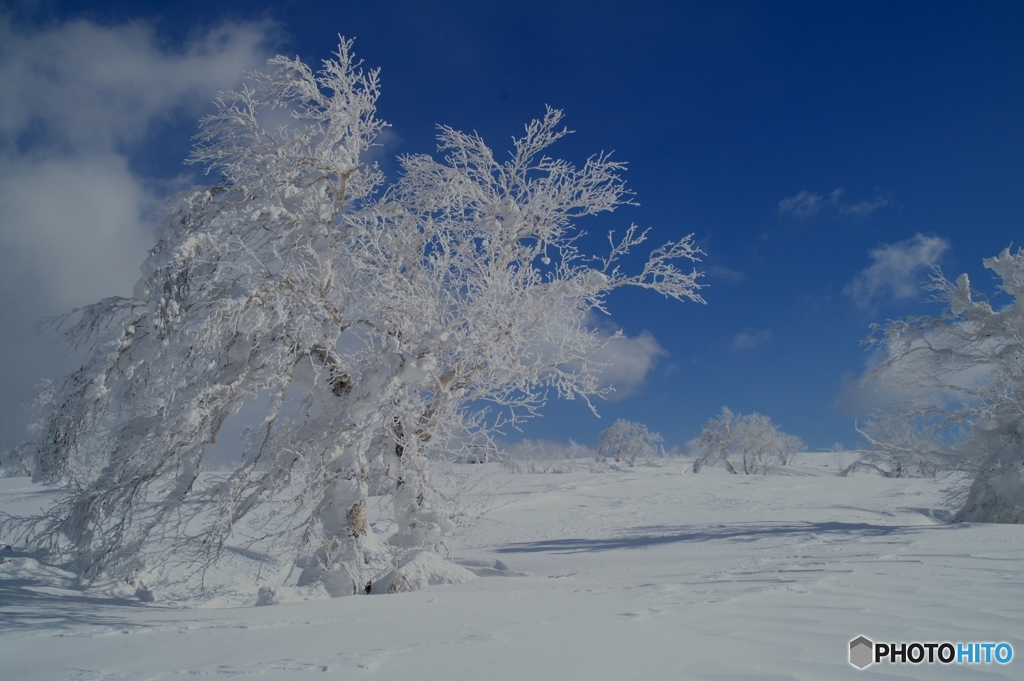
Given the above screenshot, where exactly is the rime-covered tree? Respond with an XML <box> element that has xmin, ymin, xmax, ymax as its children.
<box><xmin>692</xmin><ymin>408</ymin><xmax>803</xmax><ymax>474</ymax></box>
<box><xmin>863</xmin><ymin>247</ymin><xmax>1024</xmax><ymax>523</ymax></box>
<box><xmin>596</xmin><ymin>419</ymin><xmax>663</xmax><ymax>466</ymax></box>
<box><xmin>345</xmin><ymin>105</ymin><xmax>702</xmax><ymax>558</ymax></box>
<box><xmin>17</xmin><ymin>41</ymin><xmax>395</xmax><ymax>595</ymax></box>
<box><xmin>4</xmin><ymin>41</ymin><xmax>705</xmax><ymax>598</ymax></box>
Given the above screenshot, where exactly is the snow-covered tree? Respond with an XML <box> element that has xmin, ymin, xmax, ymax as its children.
<box><xmin>3</xmin><ymin>41</ymin><xmax>705</xmax><ymax>597</ymax></box>
<box><xmin>862</xmin><ymin>247</ymin><xmax>1024</xmax><ymax>523</ymax></box>
<box><xmin>343</xmin><ymin>104</ymin><xmax>702</xmax><ymax>561</ymax></box>
<box><xmin>596</xmin><ymin>419</ymin><xmax>663</xmax><ymax>466</ymax></box>
<box><xmin>15</xmin><ymin>41</ymin><xmax>394</xmax><ymax>595</ymax></box>
<box><xmin>840</xmin><ymin>414</ymin><xmax>954</xmax><ymax>478</ymax></box>
<box><xmin>692</xmin><ymin>408</ymin><xmax>803</xmax><ymax>474</ymax></box>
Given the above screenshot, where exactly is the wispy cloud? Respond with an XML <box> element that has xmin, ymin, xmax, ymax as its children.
<box><xmin>832</xmin><ymin>188</ymin><xmax>889</xmax><ymax>218</ymax></box>
<box><xmin>707</xmin><ymin>263</ymin><xmax>747</xmax><ymax>285</ymax></box>
<box><xmin>778</xmin><ymin>187</ymin><xmax>889</xmax><ymax>221</ymax></box>
<box><xmin>730</xmin><ymin>328</ymin><xmax>771</xmax><ymax>352</ymax></box>
<box><xmin>843</xmin><ymin>233</ymin><xmax>950</xmax><ymax>309</ymax></box>
<box><xmin>778</xmin><ymin>190</ymin><xmax>825</xmax><ymax>219</ymax></box>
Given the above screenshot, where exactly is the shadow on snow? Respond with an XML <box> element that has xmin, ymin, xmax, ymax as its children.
<box><xmin>0</xmin><ymin>546</ymin><xmax>159</xmax><ymax>633</ymax></box>
<box><xmin>495</xmin><ymin>520</ymin><xmax>965</xmax><ymax>554</ymax></box>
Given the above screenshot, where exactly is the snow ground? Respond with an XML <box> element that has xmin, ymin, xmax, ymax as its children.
<box><xmin>1</xmin><ymin>454</ymin><xmax>1021</xmax><ymax>680</ymax></box>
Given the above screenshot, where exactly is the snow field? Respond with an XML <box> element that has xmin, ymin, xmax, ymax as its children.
<box><xmin>1</xmin><ymin>453</ymin><xmax>1021</xmax><ymax>679</ymax></box>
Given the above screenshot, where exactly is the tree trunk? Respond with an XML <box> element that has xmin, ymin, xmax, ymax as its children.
<box><xmin>296</xmin><ymin>443</ymin><xmax>390</xmax><ymax>596</ymax></box>
<box><xmin>384</xmin><ymin>429</ymin><xmax>445</xmax><ymax>551</ymax></box>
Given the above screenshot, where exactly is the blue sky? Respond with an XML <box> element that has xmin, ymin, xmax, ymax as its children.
<box><xmin>1</xmin><ymin>1</ymin><xmax>1022</xmax><ymax>451</ymax></box>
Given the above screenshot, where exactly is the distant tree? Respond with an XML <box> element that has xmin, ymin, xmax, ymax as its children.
<box><xmin>693</xmin><ymin>408</ymin><xmax>803</xmax><ymax>474</ymax></box>
<box><xmin>861</xmin><ymin>247</ymin><xmax>1024</xmax><ymax>523</ymax></box>
<box><xmin>597</xmin><ymin>419</ymin><xmax>663</xmax><ymax>466</ymax></box>
<box><xmin>3</xmin><ymin>41</ymin><xmax>705</xmax><ymax>597</ymax></box>
<box><xmin>501</xmin><ymin>439</ymin><xmax>590</xmax><ymax>474</ymax></box>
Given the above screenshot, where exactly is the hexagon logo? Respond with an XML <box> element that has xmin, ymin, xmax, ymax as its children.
<box><xmin>850</xmin><ymin>636</ymin><xmax>874</xmax><ymax>669</ymax></box>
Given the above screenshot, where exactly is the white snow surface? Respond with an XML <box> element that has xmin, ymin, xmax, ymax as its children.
<box><xmin>1</xmin><ymin>454</ymin><xmax>1021</xmax><ymax>679</ymax></box>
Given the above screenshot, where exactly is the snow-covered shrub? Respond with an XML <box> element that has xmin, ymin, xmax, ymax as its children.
<box><xmin>1</xmin><ymin>41</ymin><xmax>705</xmax><ymax>598</ymax></box>
<box><xmin>501</xmin><ymin>439</ymin><xmax>591</xmax><ymax>474</ymax></box>
<box><xmin>692</xmin><ymin>408</ymin><xmax>803</xmax><ymax>475</ymax></box>
<box><xmin>596</xmin><ymin>419</ymin><xmax>663</xmax><ymax>467</ymax></box>
<box><xmin>863</xmin><ymin>247</ymin><xmax>1024</xmax><ymax>523</ymax></box>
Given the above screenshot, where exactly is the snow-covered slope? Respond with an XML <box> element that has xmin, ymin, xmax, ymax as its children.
<box><xmin>1</xmin><ymin>455</ymin><xmax>1020</xmax><ymax>679</ymax></box>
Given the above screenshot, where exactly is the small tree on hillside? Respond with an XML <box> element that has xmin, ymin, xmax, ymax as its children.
<box><xmin>692</xmin><ymin>407</ymin><xmax>803</xmax><ymax>474</ymax></box>
<box><xmin>863</xmin><ymin>247</ymin><xmax>1024</xmax><ymax>523</ymax></box>
<box><xmin>3</xmin><ymin>41</ymin><xmax>705</xmax><ymax>597</ymax></box>
<box><xmin>597</xmin><ymin>419</ymin><xmax>663</xmax><ymax>466</ymax></box>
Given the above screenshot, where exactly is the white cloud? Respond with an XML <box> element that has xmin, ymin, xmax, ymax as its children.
<box><xmin>843</xmin><ymin>233</ymin><xmax>950</xmax><ymax>309</ymax></box>
<box><xmin>778</xmin><ymin>187</ymin><xmax>890</xmax><ymax>221</ymax></box>
<box><xmin>729</xmin><ymin>328</ymin><xmax>771</xmax><ymax>352</ymax></box>
<box><xmin>591</xmin><ymin>329</ymin><xmax>667</xmax><ymax>400</ymax></box>
<box><xmin>0</xmin><ymin>18</ymin><xmax>273</xmax><ymax>306</ymax></box>
<box><xmin>0</xmin><ymin>18</ymin><xmax>273</xmax><ymax>153</ymax></box>
<box><xmin>579</xmin><ymin>311</ymin><xmax>667</xmax><ymax>400</ymax></box>
<box><xmin>0</xmin><ymin>17</ymin><xmax>274</xmax><ymax>446</ymax></box>
<box><xmin>0</xmin><ymin>154</ymin><xmax>154</xmax><ymax>308</ymax></box>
